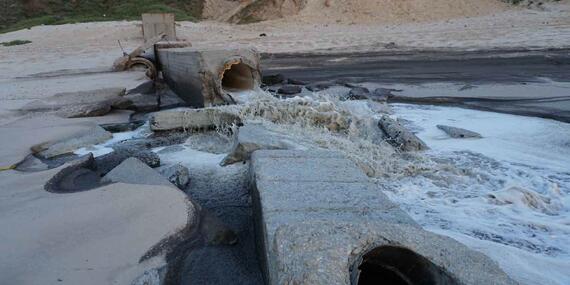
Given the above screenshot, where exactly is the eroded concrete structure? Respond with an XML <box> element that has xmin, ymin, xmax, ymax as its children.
<box><xmin>249</xmin><ymin>149</ymin><xmax>517</xmax><ymax>285</ymax></box>
<box><xmin>156</xmin><ymin>47</ymin><xmax>261</xmax><ymax>107</ymax></box>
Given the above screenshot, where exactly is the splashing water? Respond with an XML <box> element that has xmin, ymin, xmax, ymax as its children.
<box><xmin>233</xmin><ymin>89</ymin><xmax>570</xmax><ymax>285</ymax></box>
<box><xmin>80</xmin><ymin>87</ymin><xmax>570</xmax><ymax>285</ymax></box>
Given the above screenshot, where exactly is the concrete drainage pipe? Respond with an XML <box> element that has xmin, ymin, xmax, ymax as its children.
<box><xmin>157</xmin><ymin>47</ymin><xmax>261</xmax><ymax>107</ymax></box>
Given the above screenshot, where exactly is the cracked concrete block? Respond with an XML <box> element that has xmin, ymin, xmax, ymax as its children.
<box><xmin>220</xmin><ymin>124</ymin><xmax>294</xmax><ymax>166</ymax></box>
<box><xmin>157</xmin><ymin>164</ymin><xmax>190</xmax><ymax>189</ymax></box>
<box><xmin>150</xmin><ymin>107</ymin><xmax>242</xmax><ymax>132</ymax></box>
<box><xmin>378</xmin><ymin>115</ymin><xmax>428</xmax><ymax>151</ymax></box>
<box><xmin>251</xmin><ymin>150</ymin><xmax>368</xmax><ymax>183</ymax></box>
<box><xmin>156</xmin><ymin>47</ymin><xmax>261</xmax><ymax>107</ymax></box>
<box><xmin>437</xmin><ymin>124</ymin><xmax>482</xmax><ymax>139</ymax></box>
<box><xmin>21</xmin><ymin>88</ymin><xmax>127</xmax><ymax>117</ymax></box>
<box><xmin>102</xmin><ymin>157</ymin><xmax>173</xmax><ymax>187</ymax></box>
<box><xmin>95</xmin><ymin>146</ymin><xmax>161</xmax><ymax>175</ymax></box>
<box><xmin>34</xmin><ymin>125</ymin><xmax>113</xmax><ymax>159</ymax></box>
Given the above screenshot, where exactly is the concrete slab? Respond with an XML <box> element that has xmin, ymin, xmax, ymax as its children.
<box><xmin>250</xmin><ymin>149</ymin><xmax>517</xmax><ymax>284</ymax></box>
<box><xmin>251</xmin><ymin>152</ymin><xmax>367</xmax><ymax>183</ymax></box>
<box><xmin>272</xmin><ymin>221</ymin><xmax>518</xmax><ymax>285</ymax></box>
<box><xmin>150</xmin><ymin>106</ymin><xmax>241</xmax><ymax>132</ymax></box>
<box><xmin>102</xmin><ymin>157</ymin><xmax>172</xmax><ymax>187</ymax></box>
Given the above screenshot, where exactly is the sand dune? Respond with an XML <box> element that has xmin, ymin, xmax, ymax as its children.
<box><xmin>204</xmin><ymin>0</ymin><xmax>511</xmax><ymax>24</ymax></box>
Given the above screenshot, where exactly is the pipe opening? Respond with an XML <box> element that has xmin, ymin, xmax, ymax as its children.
<box><xmin>355</xmin><ymin>246</ymin><xmax>459</xmax><ymax>285</ymax></box>
<box><xmin>221</xmin><ymin>62</ymin><xmax>255</xmax><ymax>91</ymax></box>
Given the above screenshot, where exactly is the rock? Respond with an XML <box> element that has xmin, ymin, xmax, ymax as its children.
<box><xmin>277</xmin><ymin>85</ymin><xmax>303</xmax><ymax>95</ymax></box>
<box><xmin>95</xmin><ymin>146</ymin><xmax>160</xmax><ymax>175</ymax></box>
<box><xmin>44</xmin><ymin>154</ymin><xmax>101</xmax><ymax>193</ymax></box>
<box><xmin>262</xmin><ymin>74</ymin><xmax>285</xmax><ymax>85</ymax></box>
<box><xmin>110</xmin><ymin>97</ymin><xmax>135</xmax><ymax>109</ymax></box>
<box><xmin>345</xmin><ymin>87</ymin><xmax>370</xmax><ymax>100</ymax></box>
<box><xmin>287</xmin><ymin>78</ymin><xmax>307</xmax><ymax>85</ymax></box>
<box><xmin>34</xmin><ymin>125</ymin><xmax>113</xmax><ymax>159</ymax></box>
<box><xmin>437</xmin><ymin>125</ymin><xmax>482</xmax><ymax>139</ymax></box>
<box><xmin>305</xmin><ymin>81</ymin><xmax>333</xmax><ymax>92</ymax></box>
<box><xmin>14</xmin><ymin>154</ymin><xmax>50</xmax><ymax>172</ymax></box>
<box><xmin>123</xmin><ymin>93</ymin><xmax>159</xmax><ymax>112</ymax></box>
<box><xmin>21</xmin><ymin>87</ymin><xmax>127</xmax><ymax>116</ymax></box>
<box><xmin>378</xmin><ymin>115</ymin><xmax>428</xmax><ymax>151</ymax></box>
<box><xmin>384</xmin><ymin>41</ymin><xmax>397</xmax><ymax>49</ymax></box>
<box><xmin>112</xmin><ymin>133</ymin><xmax>190</xmax><ymax>150</ymax></box>
<box><xmin>370</xmin><ymin>87</ymin><xmax>402</xmax><ymax>102</ymax></box>
<box><xmin>99</xmin><ymin>121</ymin><xmax>145</xmax><ymax>133</ymax></box>
<box><xmin>157</xmin><ymin>164</ymin><xmax>190</xmax><ymax>189</ymax></box>
<box><xmin>58</xmin><ymin>101</ymin><xmax>112</xmax><ymax>118</ymax></box>
<box><xmin>102</xmin><ymin>157</ymin><xmax>172</xmax><ymax>187</ymax></box>
<box><xmin>220</xmin><ymin>124</ymin><xmax>293</xmax><ymax>166</ymax></box>
<box><xmin>127</xmin><ymin>81</ymin><xmax>156</xmax><ymax>95</ymax></box>
<box><xmin>150</xmin><ymin>107</ymin><xmax>242</xmax><ymax>132</ymax></box>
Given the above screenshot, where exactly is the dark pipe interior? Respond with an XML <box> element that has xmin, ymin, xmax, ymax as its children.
<box><xmin>221</xmin><ymin>62</ymin><xmax>255</xmax><ymax>91</ymax></box>
<box><xmin>356</xmin><ymin>246</ymin><xmax>459</xmax><ymax>285</ymax></box>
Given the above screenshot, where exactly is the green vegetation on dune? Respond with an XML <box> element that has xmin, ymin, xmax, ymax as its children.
<box><xmin>0</xmin><ymin>0</ymin><xmax>203</xmax><ymax>34</ymax></box>
<box><xmin>1</xmin><ymin>39</ymin><xmax>32</xmax><ymax>46</ymax></box>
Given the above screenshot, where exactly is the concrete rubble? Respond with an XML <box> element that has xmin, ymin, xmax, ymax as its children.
<box><xmin>95</xmin><ymin>146</ymin><xmax>161</xmax><ymax>175</ymax></box>
<box><xmin>44</xmin><ymin>153</ymin><xmax>99</xmax><ymax>193</ymax></box>
<box><xmin>33</xmin><ymin>125</ymin><xmax>113</xmax><ymax>159</ymax></box>
<box><xmin>158</xmin><ymin>164</ymin><xmax>191</xmax><ymax>189</ymax></box>
<box><xmin>277</xmin><ymin>85</ymin><xmax>303</xmax><ymax>95</ymax></box>
<box><xmin>250</xmin><ymin>149</ymin><xmax>517</xmax><ymax>285</ymax></box>
<box><xmin>220</xmin><ymin>124</ymin><xmax>296</xmax><ymax>166</ymax></box>
<box><xmin>21</xmin><ymin>88</ymin><xmax>128</xmax><ymax>118</ymax></box>
<box><xmin>150</xmin><ymin>107</ymin><xmax>242</xmax><ymax>131</ymax></box>
<box><xmin>437</xmin><ymin>124</ymin><xmax>483</xmax><ymax>138</ymax></box>
<box><xmin>378</xmin><ymin>115</ymin><xmax>428</xmax><ymax>151</ymax></box>
<box><xmin>102</xmin><ymin>157</ymin><xmax>172</xmax><ymax>187</ymax></box>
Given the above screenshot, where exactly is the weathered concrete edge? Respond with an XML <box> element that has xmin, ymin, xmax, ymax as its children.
<box><xmin>249</xmin><ymin>149</ymin><xmax>518</xmax><ymax>285</ymax></box>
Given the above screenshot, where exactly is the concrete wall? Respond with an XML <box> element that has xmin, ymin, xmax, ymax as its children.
<box><xmin>249</xmin><ymin>149</ymin><xmax>518</xmax><ymax>285</ymax></box>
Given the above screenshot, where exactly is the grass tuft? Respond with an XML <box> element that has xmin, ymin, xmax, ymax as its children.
<box><xmin>1</xmin><ymin>40</ymin><xmax>32</xmax><ymax>46</ymax></box>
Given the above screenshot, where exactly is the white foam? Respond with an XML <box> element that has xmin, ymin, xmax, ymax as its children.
<box><xmin>384</xmin><ymin>104</ymin><xmax>570</xmax><ymax>285</ymax></box>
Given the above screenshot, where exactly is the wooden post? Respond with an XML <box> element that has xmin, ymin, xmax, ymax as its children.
<box><xmin>142</xmin><ymin>13</ymin><xmax>176</xmax><ymax>43</ymax></box>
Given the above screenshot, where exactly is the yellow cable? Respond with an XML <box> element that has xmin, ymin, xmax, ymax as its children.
<box><xmin>0</xmin><ymin>165</ymin><xmax>16</xmax><ymax>171</ymax></box>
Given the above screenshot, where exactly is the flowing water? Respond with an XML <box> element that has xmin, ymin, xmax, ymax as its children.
<box><xmin>78</xmin><ymin>88</ymin><xmax>570</xmax><ymax>285</ymax></box>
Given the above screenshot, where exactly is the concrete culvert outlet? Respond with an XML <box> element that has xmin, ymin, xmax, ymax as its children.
<box><xmin>156</xmin><ymin>47</ymin><xmax>260</xmax><ymax>107</ymax></box>
<box><xmin>356</xmin><ymin>246</ymin><xmax>459</xmax><ymax>285</ymax></box>
<box><xmin>221</xmin><ymin>61</ymin><xmax>255</xmax><ymax>91</ymax></box>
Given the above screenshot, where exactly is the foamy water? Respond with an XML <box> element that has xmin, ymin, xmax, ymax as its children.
<box><xmin>76</xmin><ymin>88</ymin><xmax>570</xmax><ymax>284</ymax></box>
<box><xmin>384</xmin><ymin>104</ymin><xmax>570</xmax><ymax>285</ymax></box>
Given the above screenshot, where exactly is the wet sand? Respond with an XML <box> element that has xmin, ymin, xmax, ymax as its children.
<box><xmin>262</xmin><ymin>48</ymin><xmax>570</xmax><ymax>122</ymax></box>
